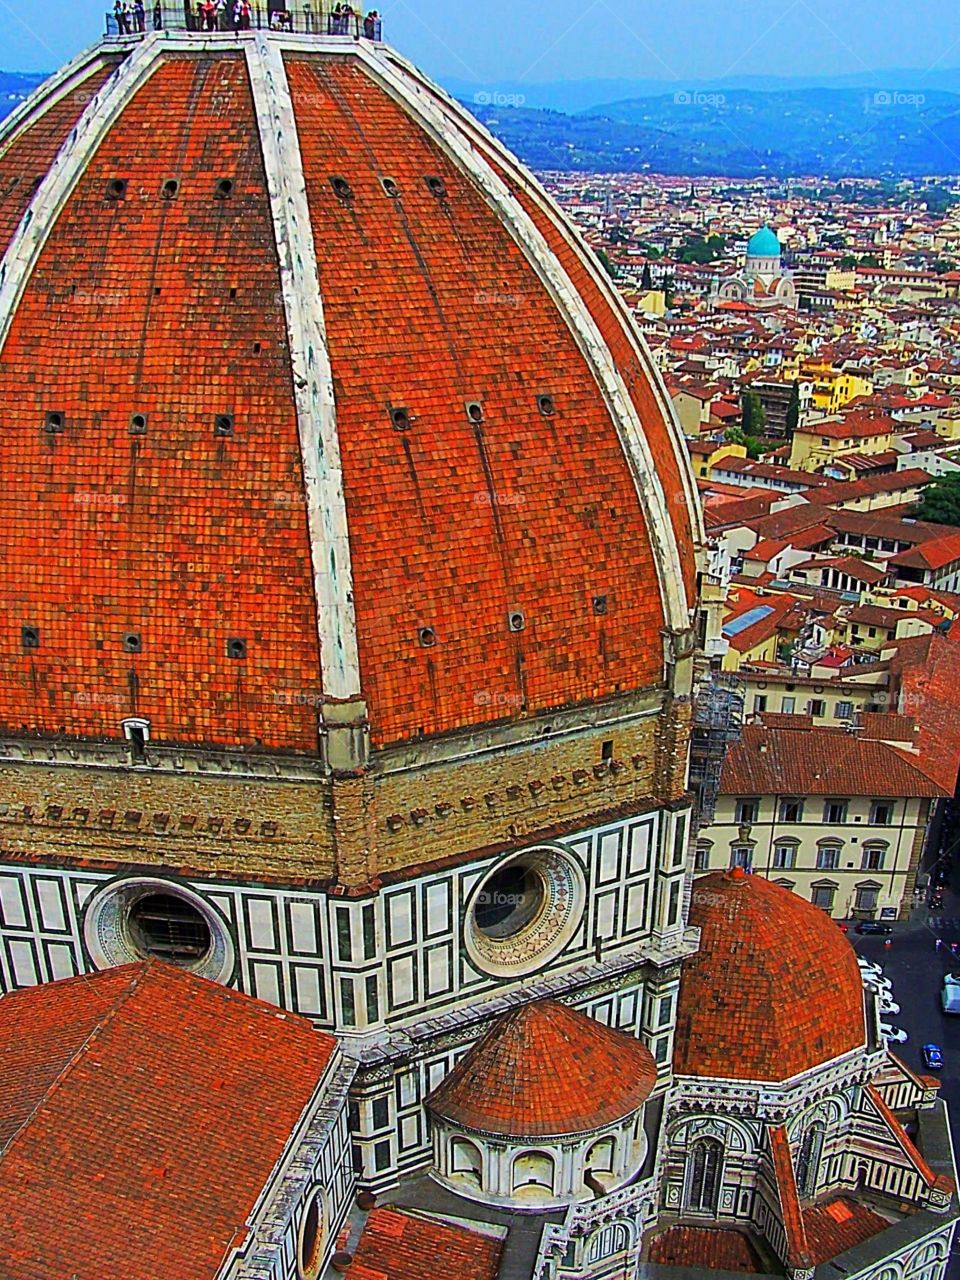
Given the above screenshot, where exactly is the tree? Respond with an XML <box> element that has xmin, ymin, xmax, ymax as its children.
<box><xmin>595</xmin><ymin>248</ymin><xmax>617</xmax><ymax>280</ymax></box>
<box><xmin>724</xmin><ymin>425</ymin><xmax>764</xmax><ymax>461</ymax></box>
<box><xmin>840</xmin><ymin>254</ymin><xmax>858</xmax><ymax>269</ymax></box>
<box><xmin>912</xmin><ymin>474</ymin><xmax>960</xmax><ymax>526</ymax></box>
<box><xmin>785</xmin><ymin>381</ymin><xmax>801</xmax><ymax>436</ymax></box>
<box><xmin>641</xmin><ymin>262</ymin><xmax>653</xmax><ymax>291</ymax></box>
<box><xmin>740</xmin><ymin>390</ymin><xmax>766</xmax><ymax>437</ymax></box>
<box><xmin>860</xmin><ymin>253</ymin><xmax>881</xmax><ymax>268</ymax></box>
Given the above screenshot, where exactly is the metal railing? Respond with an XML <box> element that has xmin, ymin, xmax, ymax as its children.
<box><xmin>105</xmin><ymin>2</ymin><xmax>381</xmax><ymax>38</ymax></box>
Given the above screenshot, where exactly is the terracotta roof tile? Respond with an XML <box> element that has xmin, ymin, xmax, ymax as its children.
<box><xmin>0</xmin><ymin>48</ymin><xmax>691</xmax><ymax>750</ymax></box>
<box><xmin>675</xmin><ymin>870</ymin><xmax>865</xmax><ymax>1081</ymax></box>
<box><xmin>0</xmin><ymin>961</ymin><xmax>337</xmax><ymax>1280</ymax></box>
<box><xmin>427</xmin><ymin>998</ymin><xmax>657</xmax><ymax>1137</ymax></box>
<box><xmin>770</xmin><ymin>1124</ymin><xmax>810</xmax><ymax>1267</ymax></box>
<box><xmin>647</xmin><ymin>1225</ymin><xmax>765</xmax><ymax>1272</ymax></box>
<box><xmin>350</xmin><ymin>1209</ymin><xmax>502</xmax><ymax>1280</ymax></box>
<box><xmin>719</xmin><ymin>723</ymin><xmax>946</xmax><ymax>798</ymax></box>
<box><xmin>802</xmin><ymin>1195</ymin><xmax>891</xmax><ymax>1263</ymax></box>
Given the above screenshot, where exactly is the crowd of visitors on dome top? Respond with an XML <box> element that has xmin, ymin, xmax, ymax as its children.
<box><xmin>111</xmin><ymin>0</ymin><xmax>380</xmax><ymax>35</ymax></box>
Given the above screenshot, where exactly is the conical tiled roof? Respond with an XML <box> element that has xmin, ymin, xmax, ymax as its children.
<box><xmin>427</xmin><ymin>998</ymin><xmax>657</xmax><ymax>1138</ymax></box>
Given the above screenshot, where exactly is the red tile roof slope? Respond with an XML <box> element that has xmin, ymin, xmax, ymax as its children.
<box><xmin>0</xmin><ymin>961</ymin><xmax>338</xmax><ymax>1280</ymax></box>
<box><xmin>647</xmin><ymin>1225</ymin><xmax>765</xmax><ymax>1272</ymax></box>
<box><xmin>0</xmin><ymin>55</ymin><xmax>324</xmax><ymax>750</ymax></box>
<box><xmin>0</xmin><ymin>60</ymin><xmax>123</xmax><ymax>254</ymax></box>
<box><xmin>287</xmin><ymin>57</ymin><xmax>674</xmax><ymax>745</ymax></box>
<box><xmin>427</xmin><ymin>998</ymin><xmax>657</xmax><ymax>1137</ymax></box>
<box><xmin>350</xmin><ymin>1208</ymin><xmax>502</xmax><ymax>1280</ymax></box>
<box><xmin>802</xmin><ymin>1196</ymin><xmax>892</xmax><ymax>1264</ymax></box>
<box><xmin>675</xmin><ymin>869</ymin><xmax>866</xmax><ymax>1081</ymax></box>
<box><xmin>769</xmin><ymin>1124</ymin><xmax>810</xmax><ymax>1268</ymax></box>
<box><xmin>719</xmin><ymin>723</ymin><xmax>946</xmax><ymax>798</ymax></box>
<box><xmin>889</xmin><ymin>529</ymin><xmax>960</xmax><ymax>571</ymax></box>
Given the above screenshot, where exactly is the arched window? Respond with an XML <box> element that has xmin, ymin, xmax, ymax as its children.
<box><xmin>450</xmin><ymin>1137</ymin><xmax>483</xmax><ymax>1187</ymax></box>
<box><xmin>686</xmin><ymin>1137</ymin><xmax>723</xmax><ymax>1213</ymax></box>
<box><xmin>585</xmin><ymin>1136</ymin><xmax>616</xmax><ymax>1175</ymax></box>
<box><xmin>796</xmin><ymin>1122</ymin><xmax>825</xmax><ymax>1198</ymax></box>
<box><xmin>512</xmin><ymin>1150</ymin><xmax>555</xmax><ymax>1194</ymax></box>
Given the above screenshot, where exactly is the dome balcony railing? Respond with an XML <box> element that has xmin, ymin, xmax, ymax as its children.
<box><xmin>105</xmin><ymin>1</ymin><xmax>381</xmax><ymax>39</ymax></box>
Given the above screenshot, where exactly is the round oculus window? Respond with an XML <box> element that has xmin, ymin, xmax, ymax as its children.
<box><xmin>83</xmin><ymin>877</ymin><xmax>235</xmax><ymax>984</ymax></box>
<box><xmin>465</xmin><ymin>846</ymin><xmax>585</xmax><ymax>978</ymax></box>
<box><xmin>297</xmin><ymin>1189</ymin><xmax>327</xmax><ymax>1280</ymax></box>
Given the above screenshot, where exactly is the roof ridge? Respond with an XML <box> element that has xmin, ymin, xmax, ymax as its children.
<box><xmin>0</xmin><ymin>960</ymin><xmax>153</xmax><ymax>1165</ymax></box>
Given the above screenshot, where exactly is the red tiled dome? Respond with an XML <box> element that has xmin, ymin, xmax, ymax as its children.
<box><xmin>0</xmin><ymin>33</ymin><xmax>698</xmax><ymax>752</ymax></box>
<box><xmin>674</xmin><ymin>869</ymin><xmax>866</xmax><ymax>1082</ymax></box>
<box><xmin>427</xmin><ymin>998</ymin><xmax>658</xmax><ymax>1137</ymax></box>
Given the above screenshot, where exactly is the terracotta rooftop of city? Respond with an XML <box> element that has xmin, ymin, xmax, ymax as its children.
<box><xmin>674</xmin><ymin>869</ymin><xmax>866</xmax><ymax>1082</ymax></box>
<box><xmin>427</xmin><ymin>998</ymin><xmax>658</xmax><ymax>1137</ymax></box>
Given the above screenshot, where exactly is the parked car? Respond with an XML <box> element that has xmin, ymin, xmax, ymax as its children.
<box><xmin>880</xmin><ymin>1024</ymin><xmax>908</xmax><ymax>1043</ymax></box>
<box><xmin>879</xmin><ymin>1000</ymin><xmax>901</xmax><ymax>1016</ymax></box>
<box><xmin>865</xmin><ymin>976</ymin><xmax>893</xmax><ymax>995</ymax></box>
<box><xmin>942</xmin><ymin>975</ymin><xmax>960</xmax><ymax>1015</ymax></box>
<box><xmin>857</xmin><ymin>957</ymin><xmax>882</xmax><ymax>975</ymax></box>
<box><xmin>922</xmin><ymin>1043</ymin><xmax>944</xmax><ymax>1070</ymax></box>
<box><xmin>856</xmin><ymin>921</ymin><xmax>893</xmax><ymax>935</ymax></box>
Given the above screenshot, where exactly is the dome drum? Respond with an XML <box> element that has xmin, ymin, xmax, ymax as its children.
<box><xmin>431</xmin><ymin>1112</ymin><xmax>648</xmax><ymax>1211</ymax></box>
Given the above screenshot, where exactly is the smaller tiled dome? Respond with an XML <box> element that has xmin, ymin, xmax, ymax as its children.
<box><xmin>428</xmin><ymin>999</ymin><xmax>657</xmax><ymax>1138</ymax></box>
<box><xmin>675</xmin><ymin>869</ymin><xmax>866</xmax><ymax>1082</ymax></box>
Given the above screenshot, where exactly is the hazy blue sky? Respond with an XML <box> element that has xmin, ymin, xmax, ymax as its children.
<box><xmin>4</xmin><ymin>0</ymin><xmax>959</xmax><ymax>82</ymax></box>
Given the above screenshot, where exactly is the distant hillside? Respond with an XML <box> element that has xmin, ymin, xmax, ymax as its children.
<box><xmin>466</xmin><ymin>86</ymin><xmax>960</xmax><ymax>177</ymax></box>
<box><xmin>444</xmin><ymin>68</ymin><xmax>960</xmax><ymax>116</ymax></box>
<box><xmin>3</xmin><ymin>70</ymin><xmax>960</xmax><ymax>178</ymax></box>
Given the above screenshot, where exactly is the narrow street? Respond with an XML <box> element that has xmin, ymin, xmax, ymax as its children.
<box><xmin>850</xmin><ymin>881</ymin><xmax>960</xmax><ymax>1273</ymax></box>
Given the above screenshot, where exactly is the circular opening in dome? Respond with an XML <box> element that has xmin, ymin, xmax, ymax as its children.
<box><xmin>425</xmin><ymin>175</ymin><xmax>447</xmax><ymax>198</ymax></box>
<box><xmin>129</xmin><ymin>412</ymin><xmax>148</xmax><ymax>435</ymax></box>
<box><xmin>381</xmin><ymin>176</ymin><xmax>400</xmax><ymax>198</ymax></box>
<box><xmin>507</xmin><ymin>610</ymin><xmax>526</xmax><ymax>632</ymax></box>
<box><xmin>330</xmin><ymin>175</ymin><xmax>353</xmax><ymax>201</ymax></box>
<box><xmin>465</xmin><ymin>401</ymin><xmax>484</xmax><ymax>423</ymax></box>
<box><xmin>105</xmin><ymin>178</ymin><xmax>127</xmax><ymax>200</ymax></box>
<box><xmin>537</xmin><ymin>394</ymin><xmax>555</xmax><ymax>417</ymax></box>
<box><xmin>466</xmin><ymin>847</ymin><xmax>585</xmax><ymax>978</ymax></box>
<box><xmin>214</xmin><ymin>177</ymin><xmax>234</xmax><ymax>200</ymax></box>
<box><xmin>418</xmin><ymin>626</ymin><xmax>437</xmax><ymax>648</ymax></box>
<box><xmin>161</xmin><ymin>178</ymin><xmax>180</xmax><ymax>200</ymax></box>
<box><xmin>126</xmin><ymin>892</ymin><xmax>212</xmax><ymax>968</ymax></box>
<box><xmin>297</xmin><ymin>1190</ymin><xmax>326</xmax><ymax>1280</ymax></box>
<box><xmin>475</xmin><ymin>862</ymin><xmax>545</xmax><ymax>939</ymax></box>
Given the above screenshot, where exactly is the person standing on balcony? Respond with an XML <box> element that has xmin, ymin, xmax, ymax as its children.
<box><xmin>133</xmin><ymin>0</ymin><xmax>146</xmax><ymax>30</ymax></box>
<box><xmin>153</xmin><ymin>0</ymin><xmax>162</xmax><ymax>25</ymax></box>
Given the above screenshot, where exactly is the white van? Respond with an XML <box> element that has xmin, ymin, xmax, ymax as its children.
<box><xmin>941</xmin><ymin>975</ymin><xmax>960</xmax><ymax>1015</ymax></box>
